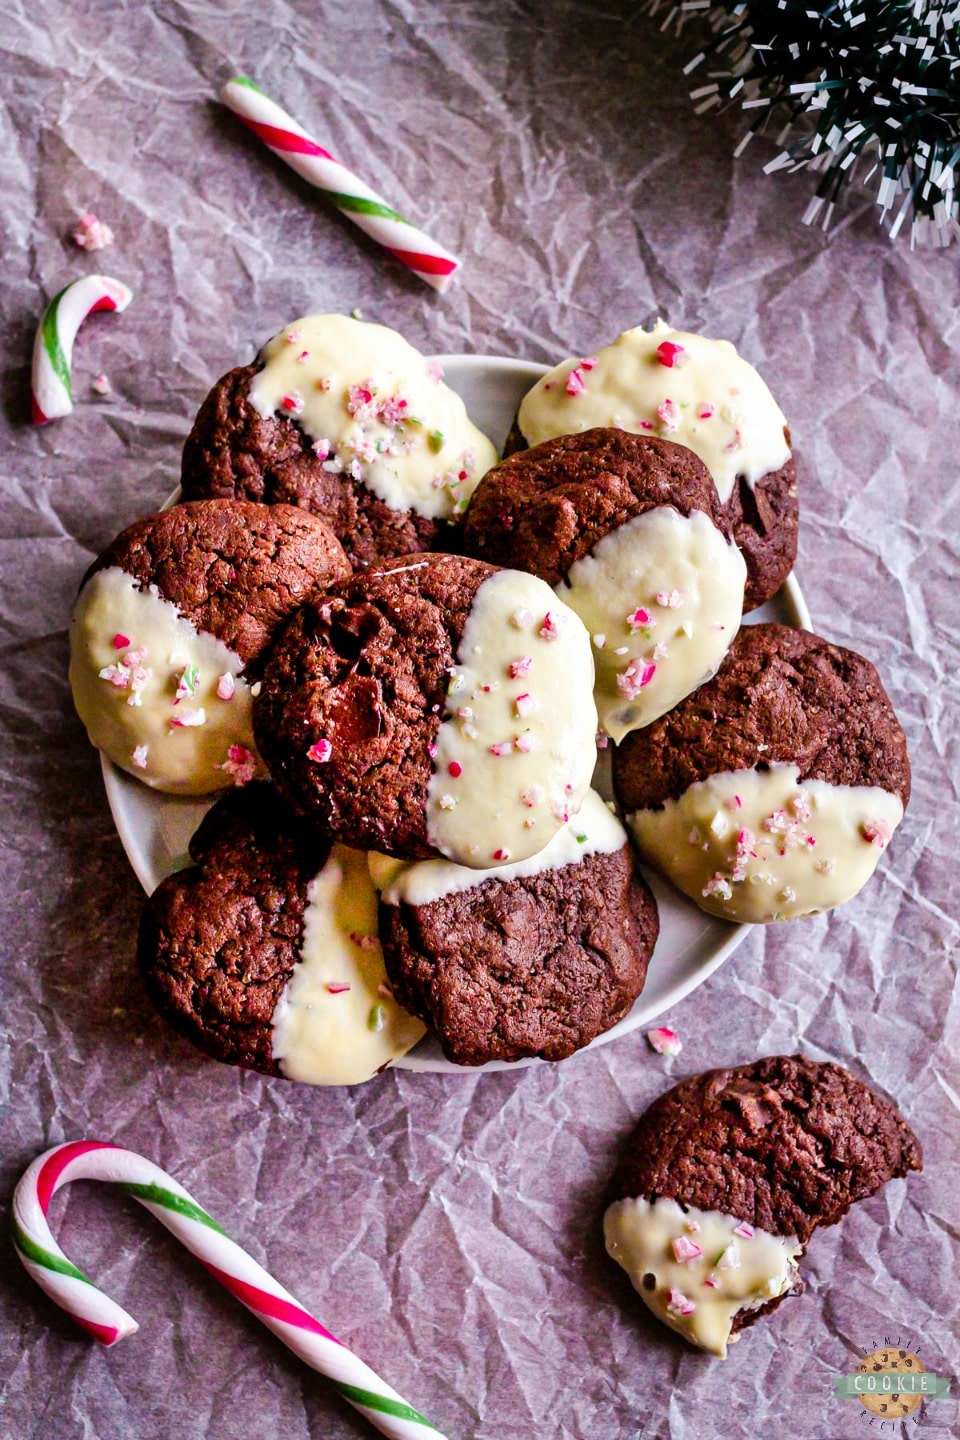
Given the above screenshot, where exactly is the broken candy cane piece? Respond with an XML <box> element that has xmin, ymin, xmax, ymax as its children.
<box><xmin>31</xmin><ymin>275</ymin><xmax>133</xmax><ymax>423</ymax></box>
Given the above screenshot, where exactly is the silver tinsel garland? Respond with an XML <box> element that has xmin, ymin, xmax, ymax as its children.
<box><xmin>652</xmin><ymin>0</ymin><xmax>960</xmax><ymax>246</ymax></box>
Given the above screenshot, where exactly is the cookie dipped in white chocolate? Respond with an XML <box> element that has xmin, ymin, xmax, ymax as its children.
<box><xmin>69</xmin><ymin>567</ymin><xmax>263</xmax><ymax>794</ymax></box>
<box><xmin>518</xmin><ymin>320</ymin><xmax>790</xmax><ymax>505</ymax></box>
<box><xmin>560</xmin><ymin>507</ymin><xmax>746</xmax><ymax>741</ymax></box>
<box><xmin>248</xmin><ymin>314</ymin><xmax>497</xmax><ymax>520</ymax></box>
<box><xmin>377</xmin><ymin>789</ymin><xmax>624</xmax><ymax>907</ymax></box>
<box><xmin>627</xmin><ymin>764</ymin><xmax>904</xmax><ymax>922</ymax></box>
<box><xmin>271</xmin><ymin>844</ymin><xmax>426</xmax><ymax>1085</ymax></box>
<box><xmin>426</xmin><ymin>569</ymin><xmax>597</xmax><ymax>868</ymax></box>
<box><xmin>604</xmin><ymin>1195</ymin><xmax>802</xmax><ymax>1358</ymax></box>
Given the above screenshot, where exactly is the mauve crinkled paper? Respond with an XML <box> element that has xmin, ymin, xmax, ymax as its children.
<box><xmin>1</xmin><ymin>3</ymin><xmax>958</xmax><ymax>1438</ymax></box>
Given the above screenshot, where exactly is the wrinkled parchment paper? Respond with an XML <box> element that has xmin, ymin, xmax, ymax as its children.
<box><xmin>2</xmin><ymin>3</ymin><xmax>958</xmax><ymax>1437</ymax></box>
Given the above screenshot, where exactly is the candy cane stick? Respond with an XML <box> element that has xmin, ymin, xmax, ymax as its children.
<box><xmin>220</xmin><ymin>76</ymin><xmax>461</xmax><ymax>294</ymax></box>
<box><xmin>13</xmin><ymin>1141</ymin><xmax>449</xmax><ymax>1440</ymax></box>
<box><xmin>31</xmin><ymin>275</ymin><xmax>133</xmax><ymax>424</ymax></box>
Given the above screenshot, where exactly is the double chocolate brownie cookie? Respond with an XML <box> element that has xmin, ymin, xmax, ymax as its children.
<box><xmin>612</xmin><ymin>623</ymin><xmax>910</xmax><ymax>922</ymax></box>
<box><xmin>505</xmin><ymin>321</ymin><xmax>799</xmax><ymax>610</ymax></box>
<box><xmin>139</xmin><ymin>784</ymin><xmax>425</xmax><ymax>1084</ymax></box>
<box><xmin>604</xmin><ymin>1056</ymin><xmax>922</xmax><ymax>1356</ymax></box>
<box><xmin>254</xmin><ymin>552</ymin><xmax>598</xmax><ymax>867</ymax></box>
<box><xmin>181</xmin><ymin>314</ymin><xmax>497</xmax><ymax>568</ymax></box>
<box><xmin>376</xmin><ymin>791</ymin><xmax>659</xmax><ymax>1065</ymax></box>
<box><xmin>69</xmin><ymin>499</ymin><xmax>351</xmax><ymax>794</ymax></box>
<box><xmin>462</xmin><ymin>429</ymin><xmax>747</xmax><ymax>739</ymax></box>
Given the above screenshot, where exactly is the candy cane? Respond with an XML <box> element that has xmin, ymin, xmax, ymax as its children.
<box><xmin>13</xmin><ymin>1141</ymin><xmax>449</xmax><ymax>1440</ymax></box>
<box><xmin>220</xmin><ymin>76</ymin><xmax>461</xmax><ymax>294</ymax></box>
<box><xmin>31</xmin><ymin>275</ymin><xmax>133</xmax><ymax>424</ymax></box>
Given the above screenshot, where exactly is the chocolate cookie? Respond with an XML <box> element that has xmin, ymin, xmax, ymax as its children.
<box><xmin>612</xmin><ymin>623</ymin><xmax>910</xmax><ymax>922</ymax></box>
<box><xmin>69</xmin><ymin>499</ymin><xmax>351</xmax><ymax>795</ymax></box>
<box><xmin>138</xmin><ymin>783</ymin><xmax>425</xmax><ymax>1084</ymax></box>
<box><xmin>377</xmin><ymin>791</ymin><xmax>659</xmax><ymax>1065</ymax></box>
<box><xmin>254</xmin><ymin>552</ymin><xmax>598</xmax><ymax>867</ymax></box>
<box><xmin>504</xmin><ymin>321</ymin><xmax>799</xmax><ymax>610</ymax></box>
<box><xmin>462</xmin><ymin>430</ymin><xmax>747</xmax><ymax>739</ymax></box>
<box><xmin>604</xmin><ymin>1055</ymin><xmax>922</xmax><ymax>1357</ymax></box>
<box><xmin>181</xmin><ymin>314</ymin><xmax>498</xmax><ymax>569</ymax></box>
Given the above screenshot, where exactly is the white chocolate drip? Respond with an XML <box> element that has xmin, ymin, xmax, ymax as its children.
<box><xmin>426</xmin><ymin>569</ymin><xmax>597</xmax><ymax>869</ymax></box>
<box><xmin>518</xmin><ymin>319</ymin><xmax>790</xmax><ymax>504</ymax></box>
<box><xmin>271</xmin><ymin>845</ymin><xmax>425</xmax><ymax>1085</ymax></box>
<box><xmin>248</xmin><ymin>314</ymin><xmax>497</xmax><ymax>520</ymax></box>
<box><xmin>380</xmin><ymin>789</ymin><xmax>624</xmax><ymax>908</ymax></box>
<box><xmin>627</xmin><ymin>764</ymin><xmax>904</xmax><ymax>922</ymax></box>
<box><xmin>604</xmin><ymin>1195</ymin><xmax>802</xmax><ymax>1358</ymax></box>
<box><xmin>69</xmin><ymin>567</ymin><xmax>262</xmax><ymax>796</ymax></box>
<box><xmin>560</xmin><ymin>507</ymin><xmax>746</xmax><ymax>741</ymax></box>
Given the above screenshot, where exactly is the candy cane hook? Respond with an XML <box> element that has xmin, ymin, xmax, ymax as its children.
<box><xmin>13</xmin><ymin>1141</ymin><xmax>449</xmax><ymax>1440</ymax></box>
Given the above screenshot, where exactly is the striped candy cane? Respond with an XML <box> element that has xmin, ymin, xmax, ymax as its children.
<box><xmin>31</xmin><ymin>275</ymin><xmax>133</xmax><ymax>424</ymax></box>
<box><xmin>220</xmin><ymin>76</ymin><xmax>461</xmax><ymax>293</ymax></box>
<box><xmin>13</xmin><ymin>1141</ymin><xmax>450</xmax><ymax>1440</ymax></box>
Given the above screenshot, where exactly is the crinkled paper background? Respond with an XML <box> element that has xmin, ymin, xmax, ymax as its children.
<box><xmin>1</xmin><ymin>3</ymin><xmax>957</xmax><ymax>1437</ymax></box>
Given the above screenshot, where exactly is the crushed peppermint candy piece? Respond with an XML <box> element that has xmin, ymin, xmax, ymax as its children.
<box><xmin>565</xmin><ymin>367</ymin><xmax>586</xmax><ymax>397</ymax></box>
<box><xmin>671</xmin><ymin>1235</ymin><xmax>703</xmax><ymax>1264</ymax></box>
<box><xmin>592</xmin><ymin>633</ymin><xmax>606</xmax><ymax>649</ymax></box>
<box><xmin>368</xmin><ymin>1004</ymin><xmax>385</xmax><ymax>1032</ymax></box>
<box><xmin>174</xmin><ymin>663</ymin><xmax>200</xmax><ymax>704</ymax></box>
<box><xmin>510</xmin><ymin>607</ymin><xmax>533</xmax><ymax>630</ymax></box>
<box><xmin>520</xmin><ymin>785</ymin><xmax>544</xmax><ymax>808</ymax></box>
<box><xmin>717</xmin><ymin>1242</ymin><xmax>741</xmax><ymax>1271</ymax></box>
<box><xmin>656</xmin><ymin>340</ymin><xmax>689</xmax><ymax>369</ymax></box>
<box><xmin>349</xmin><ymin>933</ymin><xmax>378</xmax><ymax>950</ymax></box>
<box><xmin>492</xmin><ymin>848</ymin><xmax>511</xmax><ymax>862</ymax></box>
<box><xmin>489</xmin><ymin>741</ymin><xmax>513</xmax><ymax>757</ymax></box>
<box><xmin>595</xmin><ymin>730</ymin><xmax>609</xmax><ymax>749</ymax></box>
<box><xmin>513</xmin><ymin>733</ymin><xmax>533</xmax><ymax>753</ymax></box>
<box><xmin>307</xmin><ymin>739</ymin><xmax>333</xmax><ymax>763</ymax></box>
<box><xmin>438</xmin><ymin>794</ymin><xmax>457</xmax><ymax>810</ymax></box>
<box><xmin>862</xmin><ymin>818</ymin><xmax>892</xmax><ymax>848</ymax></box>
<box><xmin>725</xmin><ymin>428</ymin><xmax>744</xmax><ymax>453</ymax></box>
<box><xmin>170</xmin><ymin>707</ymin><xmax>206</xmax><ymax>729</ymax></box>
<box><xmin>508</xmin><ymin>655</ymin><xmax>532</xmax><ymax>678</ymax></box>
<box><xmin>697</xmin><ymin>402</ymin><xmax>715</xmax><ymax>420</ymax></box>
<box><xmin>216</xmin><ymin>672</ymin><xmax>236</xmax><ymax>701</ymax></box>
<box><xmin>627</xmin><ymin>607</ymin><xmax>653</xmax><ymax>630</ymax></box>
<box><xmin>113</xmin><ymin>633</ymin><xmax>130</xmax><ymax>649</ymax></box>
<box><xmin>514</xmin><ymin>693</ymin><xmax>536</xmax><ymax>718</ymax></box>
<box><xmin>220</xmin><ymin>744</ymin><xmax>257</xmax><ymax>785</ymax></box>
<box><xmin>733</xmin><ymin>1221</ymin><xmax>755</xmax><ymax>1240</ymax></box>
<box><xmin>281</xmin><ymin>392</ymin><xmax>304</xmax><ymax>416</ymax></box>
<box><xmin>539</xmin><ymin>612</ymin><xmax>563</xmax><ymax>641</ymax></box>
<box><xmin>326</xmin><ymin>982</ymin><xmax>351</xmax><ymax>995</ymax></box>
<box><xmin>702</xmin><ymin>873</ymin><xmax>733</xmax><ymax>901</ymax></box>
<box><xmin>426</xmin><ymin>361</ymin><xmax>444</xmax><ymax>383</ymax></box>
<box><xmin>616</xmin><ymin>656</ymin><xmax>656</xmax><ymax>700</ymax></box>
<box><xmin>447</xmin><ymin>760</ymin><xmax>463</xmax><ymax>778</ymax></box>
<box><xmin>131</xmin><ymin>745</ymin><xmax>148</xmax><ymax>770</ymax></box>
<box><xmin>656</xmin><ymin>589</ymin><xmax>684</xmax><ymax>609</ymax></box>
<box><xmin>72</xmin><ymin>212</ymin><xmax>114</xmax><ymax>251</ymax></box>
<box><xmin>647</xmin><ymin>1026</ymin><xmax>682</xmax><ymax>1056</ymax></box>
<box><xmin>685</xmin><ymin>1218</ymin><xmax>701</xmax><ymax>1234</ymax></box>
<box><xmin>666</xmin><ymin>1286</ymin><xmax>696</xmax><ymax>1318</ymax></box>
<box><xmin>815</xmin><ymin>858</ymin><xmax>835</xmax><ymax>875</ymax></box>
<box><xmin>579</xmin><ymin>355</ymin><xmax>598</xmax><ymax>370</ymax></box>
<box><xmin>657</xmin><ymin>398</ymin><xmax>680</xmax><ymax>432</ymax></box>
<box><xmin>91</xmin><ymin>373</ymin><xmax>111</xmax><ymax>396</ymax></box>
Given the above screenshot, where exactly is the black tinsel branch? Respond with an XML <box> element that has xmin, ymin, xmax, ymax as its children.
<box><xmin>654</xmin><ymin>0</ymin><xmax>960</xmax><ymax>245</ymax></box>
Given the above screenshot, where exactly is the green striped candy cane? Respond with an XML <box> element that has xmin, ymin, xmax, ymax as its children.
<box><xmin>31</xmin><ymin>275</ymin><xmax>132</xmax><ymax>424</ymax></box>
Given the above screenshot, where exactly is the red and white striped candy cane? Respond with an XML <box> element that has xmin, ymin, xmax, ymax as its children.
<box><xmin>31</xmin><ymin>275</ymin><xmax>133</xmax><ymax>424</ymax></box>
<box><xmin>13</xmin><ymin>1140</ymin><xmax>451</xmax><ymax>1440</ymax></box>
<box><xmin>220</xmin><ymin>76</ymin><xmax>461</xmax><ymax>293</ymax></box>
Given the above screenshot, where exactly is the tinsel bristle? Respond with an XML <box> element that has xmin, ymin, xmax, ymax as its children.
<box><xmin>652</xmin><ymin>0</ymin><xmax>960</xmax><ymax>246</ymax></box>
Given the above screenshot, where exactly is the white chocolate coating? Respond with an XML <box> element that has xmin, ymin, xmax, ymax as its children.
<box><xmin>518</xmin><ymin>320</ymin><xmax>790</xmax><ymax>505</ymax></box>
<box><xmin>249</xmin><ymin>314</ymin><xmax>498</xmax><ymax>520</ymax></box>
<box><xmin>560</xmin><ymin>507</ymin><xmax>746</xmax><ymax>741</ymax></box>
<box><xmin>380</xmin><ymin>789</ymin><xmax>624</xmax><ymax>908</ymax></box>
<box><xmin>426</xmin><ymin>569</ymin><xmax>597</xmax><ymax>868</ymax></box>
<box><xmin>69</xmin><ymin>567</ymin><xmax>263</xmax><ymax>795</ymax></box>
<box><xmin>627</xmin><ymin>765</ymin><xmax>904</xmax><ymax>922</ymax></box>
<box><xmin>271</xmin><ymin>844</ymin><xmax>426</xmax><ymax>1085</ymax></box>
<box><xmin>604</xmin><ymin>1195</ymin><xmax>802</xmax><ymax>1358</ymax></box>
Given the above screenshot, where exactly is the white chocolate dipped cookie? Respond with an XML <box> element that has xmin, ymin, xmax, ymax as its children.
<box><xmin>138</xmin><ymin>784</ymin><xmax>425</xmax><ymax>1084</ymax></box>
<box><xmin>181</xmin><ymin>314</ymin><xmax>498</xmax><ymax>568</ymax></box>
<box><xmin>69</xmin><ymin>500</ymin><xmax>350</xmax><ymax>795</ymax></box>
<box><xmin>613</xmin><ymin>623</ymin><xmax>910</xmax><ymax>923</ymax></box>
<box><xmin>463</xmin><ymin>430</ymin><xmax>746</xmax><ymax>741</ymax></box>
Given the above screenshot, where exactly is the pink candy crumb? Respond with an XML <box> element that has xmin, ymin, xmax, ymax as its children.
<box><xmin>671</xmin><ymin>1235</ymin><xmax>703</xmax><ymax>1264</ymax></box>
<box><xmin>862</xmin><ymin>819</ymin><xmax>892</xmax><ymax>848</ymax></box>
<box><xmin>308</xmin><ymin>739</ymin><xmax>333</xmax><ymax>764</ymax></box>
<box><xmin>647</xmin><ymin>1026</ymin><xmax>682</xmax><ymax>1056</ymax></box>
<box><xmin>448</xmin><ymin>760</ymin><xmax>463</xmax><ymax>778</ymax></box>
<box><xmin>656</xmin><ymin>340</ymin><xmax>689</xmax><ymax>369</ymax></box>
<box><xmin>216</xmin><ymin>672</ymin><xmax>236</xmax><ymax>701</ymax></box>
<box><xmin>508</xmin><ymin>656</ymin><xmax>533</xmax><ymax>679</ymax></box>
<box><xmin>72</xmin><ymin>212</ymin><xmax>114</xmax><ymax>251</ymax></box>
<box><xmin>113</xmin><ymin>633</ymin><xmax>130</xmax><ymax>650</ymax></box>
<box><xmin>733</xmin><ymin>1221</ymin><xmax>755</xmax><ymax>1240</ymax></box>
<box><xmin>326</xmin><ymin>982</ymin><xmax>351</xmax><ymax>995</ymax></box>
<box><xmin>666</xmin><ymin>1287</ymin><xmax>696</xmax><ymax>1317</ymax></box>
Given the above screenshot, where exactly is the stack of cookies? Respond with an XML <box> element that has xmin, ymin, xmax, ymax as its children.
<box><xmin>69</xmin><ymin>314</ymin><xmax>910</xmax><ymax>1082</ymax></box>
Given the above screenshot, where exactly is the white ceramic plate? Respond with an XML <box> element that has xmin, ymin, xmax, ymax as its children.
<box><xmin>102</xmin><ymin>355</ymin><xmax>811</xmax><ymax>1074</ymax></box>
